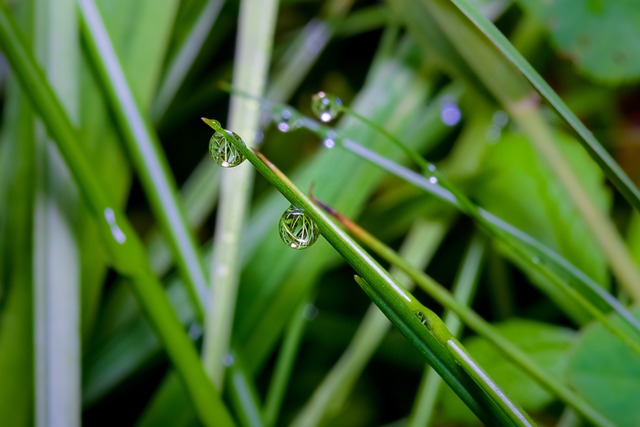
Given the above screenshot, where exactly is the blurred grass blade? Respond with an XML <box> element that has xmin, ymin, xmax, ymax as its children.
<box><xmin>78</xmin><ymin>0</ymin><xmax>209</xmax><ymax>320</ymax></box>
<box><xmin>293</xmin><ymin>218</ymin><xmax>450</xmax><ymax>426</ymax></box>
<box><xmin>442</xmin><ymin>0</ymin><xmax>640</xmax><ymax>212</ymax></box>
<box><xmin>0</xmin><ymin>8</ymin><xmax>234</xmax><ymax>425</ymax></box>
<box><xmin>203</xmin><ymin>120</ymin><xmax>528</xmax><ymax>425</ymax></box>
<box><xmin>202</xmin><ymin>0</ymin><xmax>279</xmax><ymax>389</ymax></box>
<box><xmin>33</xmin><ymin>0</ymin><xmax>81</xmax><ymax>424</ymax></box>
<box><xmin>152</xmin><ymin>0</ymin><xmax>225</xmax><ymax>121</ymax></box>
<box><xmin>409</xmin><ymin>234</ymin><xmax>484</xmax><ymax>427</ymax></box>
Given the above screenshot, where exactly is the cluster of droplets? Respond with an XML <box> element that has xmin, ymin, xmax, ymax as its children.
<box><xmin>205</xmin><ymin>119</ymin><xmax>247</xmax><ymax>168</ymax></box>
<box><xmin>278</xmin><ymin>205</ymin><xmax>319</xmax><ymax>249</ymax></box>
<box><xmin>311</xmin><ymin>91</ymin><xmax>342</xmax><ymax>123</ymax></box>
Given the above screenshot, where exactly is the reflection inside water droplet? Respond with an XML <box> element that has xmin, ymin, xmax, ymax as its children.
<box><xmin>323</xmin><ymin>130</ymin><xmax>337</xmax><ymax>149</ymax></box>
<box><xmin>311</xmin><ymin>91</ymin><xmax>342</xmax><ymax>123</ymax></box>
<box><xmin>279</xmin><ymin>205</ymin><xmax>319</xmax><ymax>249</ymax></box>
<box><xmin>209</xmin><ymin>129</ymin><xmax>246</xmax><ymax>168</ymax></box>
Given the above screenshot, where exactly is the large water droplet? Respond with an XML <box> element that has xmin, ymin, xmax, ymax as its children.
<box><xmin>311</xmin><ymin>91</ymin><xmax>342</xmax><ymax>123</ymax></box>
<box><xmin>279</xmin><ymin>205</ymin><xmax>319</xmax><ymax>249</ymax></box>
<box><xmin>209</xmin><ymin>129</ymin><xmax>246</xmax><ymax>168</ymax></box>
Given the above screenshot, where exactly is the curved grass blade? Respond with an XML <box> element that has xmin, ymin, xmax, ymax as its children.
<box><xmin>203</xmin><ymin>118</ymin><xmax>532</xmax><ymax>426</ymax></box>
<box><xmin>0</xmin><ymin>8</ymin><xmax>233</xmax><ymax>425</ymax></box>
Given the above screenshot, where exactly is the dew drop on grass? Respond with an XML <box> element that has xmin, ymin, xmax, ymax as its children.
<box><xmin>209</xmin><ymin>129</ymin><xmax>246</xmax><ymax>168</ymax></box>
<box><xmin>323</xmin><ymin>130</ymin><xmax>337</xmax><ymax>149</ymax></box>
<box><xmin>276</xmin><ymin>108</ymin><xmax>301</xmax><ymax>133</ymax></box>
<box><xmin>440</xmin><ymin>98</ymin><xmax>461</xmax><ymax>126</ymax></box>
<box><xmin>311</xmin><ymin>91</ymin><xmax>342</xmax><ymax>123</ymax></box>
<box><xmin>428</xmin><ymin>176</ymin><xmax>438</xmax><ymax>185</ymax></box>
<box><xmin>279</xmin><ymin>205</ymin><xmax>319</xmax><ymax>249</ymax></box>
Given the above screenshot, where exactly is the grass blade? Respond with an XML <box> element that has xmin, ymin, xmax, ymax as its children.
<box><xmin>202</xmin><ymin>0</ymin><xmax>279</xmax><ymax>389</ymax></box>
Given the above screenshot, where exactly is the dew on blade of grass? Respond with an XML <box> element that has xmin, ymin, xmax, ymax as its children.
<box><xmin>279</xmin><ymin>205</ymin><xmax>319</xmax><ymax>249</ymax></box>
<box><xmin>311</xmin><ymin>91</ymin><xmax>342</xmax><ymax>123</ymax></box>
<box><xmin>209</xmin><ymin>129</ymin><xmax>246</xmax><ymax>167</ymax></box>
<box><xmin>104</xmin><ymin>207</ymin><xmax>126</xmax><ymax>244</ymax></box>
<box><xmin>440</xmin><ymin>98</ymin><xmax>461</xmax><ymax>126</ymax></box>
<box><xmin>276</xmin><ymin>108</ymin><xmax>302</xmax><ymax>133</ymax></box>
<box><xmin>323</xmin><ymin>130</ymin><xmax>337</xmax><ymax>149</ymax></box>
<box><xmin>428</xmin><ymin>176</ymin><xmax>438</xmax><ymax>185</ymax></box>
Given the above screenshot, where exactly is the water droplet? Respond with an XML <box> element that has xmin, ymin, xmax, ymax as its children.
<box><xmin>209</xmin><ymin>129</ymin><xmax>246</xmax><ymax>168</ymax></box>
<box><xmin>276</xmin><ymin>108</ymin><xmax>301</xmax><ymax>133</ymax></box>
<box><xmin>104</xmin><ymin>208</ymin><xmax>126</xmax><ymax>244</ymax></box>
<box><xmin>428</xmin><ymin>176</ymin><xmax>438</xmax><ymax>185</ymax></box>
<box><xmin>303</xmin><ymin>304</ymin><xmax>319</xmax><ymax>321</ymax></box>
<box><xmin>222</xmin><ymin>353</ymin><xmax>235</xmax><ymax>367</ymax></box>
<box><xmin>440</xmin><ymin>98</ymin><xmax>461</xmax><ymax>126</ymax></box>
<box><xmin>279</xmin><ymin>205</ymin><xmax>319</xmax><ymax>249</ymax></box>
<box><xmin>427</xmin><ymin>163</ymin><xmax>437</xmax><ymax>172</ymax></box>
<box><xmin>323</xmin><ymin>130</ymin><xmax>337</xmax><ymax>149</ymax></box>
<box><xmin>311</xmin><ymin>91</ymin><xmax>342</xmax><ymax>123</ymax></box>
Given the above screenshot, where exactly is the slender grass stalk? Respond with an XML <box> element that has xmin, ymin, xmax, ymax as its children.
<box><xmin>315</xmin><ymin>200</ymin><xmax>615</xmax><ymax>426</ymax></box>
<box><xmin>33</xmin><ymin>0</ymin><xmax>80</xmax><ymax>424</ymax></box>
<box><xmin>264</xmin><ymin>296</ymin><xmax>314</xmax><ymax>427</ymax></box>
<box><xmin>203</xmin><ymin>118</ymin><xmax>532</xmax><ymax>425</ymax></box>
<box><xmin>408</xmin><ymin>234</ymin><xmax>485</xmax><ymax>427</ymax></box>
<box><xmin>292</xmin><ymin>218</ymin><xmax>450</xmax><ymax>426</ymax></box>
<box><xmin>78</xmin><ymin>0</ymin><xmax>209</xmax><ymax>321</ymax></box>
<box><xmin>226</xmin><ymin>353</ymin><xmax>266</xmax><ymax>427</ymax></box>
<box><xmin>0</xmin><ymin>9</ymin><xmax>233</xmax><ymax>425</ymax></box>
<box><xmin>202</xmin><ymin>0</ymin><xmax>279</xmax><ymax>389</ymax></box>
<box><xmin>152</xmin><ymin>0</ymin><xmax>225</xmax><ymax>121</ymax></box>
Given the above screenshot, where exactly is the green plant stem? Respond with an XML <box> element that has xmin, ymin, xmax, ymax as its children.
<box><xmin>408</xmin><ymin>234</ymin><xmax>484</xmax><ymax>427</ymax></box>
<box><xmin>201</xmin><ymin>0</ymin><xmax>279</xmax><ymax>390</ymax></box>
<box><xmin>292</xmin><ymin>218</ymin><xmax>450</xmax><ymax>426</ymax></box>
<box><xmin>226</xmin><ymin>353</ymin><xmax>266</xmax><ymax>427</ymax></box>
<box><xmin>264</xmin><ymin>297</ymin><xmax>313</xmax><ymax>427</ymax></box>
<box><xmin>203</xmin><ymin>118</ymin><xmax>531</xmax><ymax>426</ymax></box>
<box><xmin>316</xmin><ymin>200</ymin><xmax>615</xmax><ymax>426</ymax></box>
<box><xmin>0</xmin><ymin>8</ymin><xmax>233</xmax><ymax>425</ymax></box>
<box><xmin>78</xmin><ymin>0</ymin><xmax>208</xmax><ymax>320</ymax></box>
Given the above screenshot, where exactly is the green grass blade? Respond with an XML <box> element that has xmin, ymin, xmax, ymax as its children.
<box><xmin>152</xmin><ymin>0</ymin><xmax>225</xmax><ymax>121</ymax></box>
<box><xmin>78</xmin><ymin>0</ymin><xmax>208</xmax><ymax>320</ymax></box>
<box><xmin>408</xmin><ymin>234</ymin><xmax>484</xmax><ymax>427</ymax></box>
<box><xmin>202</xmin><ymin>0</ymin><xmax>279</xmax><ymax>389</ymax></box>
<box><xmin>33</xmin><ymin>0</ymin><xmax>81</xmax><ymax>424</ymax></box>
<box><xmin>0</xmin><ymin>8</ymin><xmax>234</xmax><ymax>425</ymax></box>
<box><xmin>443</xmin><ymin>0</ymin><xmax>640</xmax><ymax>212</ymax></box>
<box><xmin>203</xmin><ymin>119</ymin><xmax>529</xmax><ymax>425</ymax></box>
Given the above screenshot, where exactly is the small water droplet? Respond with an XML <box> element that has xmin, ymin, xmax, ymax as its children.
<box><xmin>222</xmin><ymin>353</ymin><xmax>235</xmax><ymax>367</ymax></box>
<box><xmin>279</xmin><ymin>205</ymin><xmax>319</xmax><ymax>250</ymax></box>
<box><xmin>209</xmin><ymin>129</ymin><xmax>246</xmax><ymax>168</ymax></box>
<box><xmin>303</xmin><ymin>304</ymin><xmax>319</xmax><ymax>321</ymax></box>
<box><xmin>311</xmin><ymin>91</ymin><xmax>342</xmax><ymax>123</ymax></box>
<box><xmin>428</xmin><ymin>176</ymin><xmax>438</xmax><ymax>185</ymax></box>
<box><xmin>104</xmin><ymin>208</ymin><xmax>126</xmax><ymax>244</ymax></box>
<box><xmin>492</xmin><ymin>111</ymin><xmax>509</xmax><ymax>127</ymax></box>
<box><xmin>440</xmin><ymin>98</ymin><xmax>461</xmax><ymax>126</ymax></box>
<box><xmin>323</xmin><ymin>130</ymin><xmax>337</xmax><ymax>149</ymax></box>
<box><xmin>427</xmin><ymin>163</ymin><xmax>437</xmax><ymax>172</ymax></box>
<box><xmin>276</xmin><ymin>108</ymin><xmax>301</xmax><ymax>133</ymax></box>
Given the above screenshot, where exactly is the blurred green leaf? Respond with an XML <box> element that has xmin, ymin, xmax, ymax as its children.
<box><xmin>516</xmin><ymin>0</ymin><xmax>640</xmax><ymax>84</ymax></box>
<box><xmin>566</xmin><ymin>309</ymin><xmax>640</xmax><ymax>427</ymax></box>
<box><xmin>442</xmin><ymin>319</ymin><xmax>575</xmax><ymax>423</ymax></box>
<box><xmin>474</xmin><ymin>131</ymin><xmax>611</xmax><ymax>286</ymax></box>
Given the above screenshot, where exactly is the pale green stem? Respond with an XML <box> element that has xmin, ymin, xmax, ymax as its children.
<box><xmin>202</xmin><ymin>0</ymin><xmax>279</xmax><ymax>389</ymax></box>
<box><xmin>292</xmin><ymin>218</ymin><xmax>451</xmax><ymax>426</ymax></box>
<box><xmin>33</xmin><ymin>0</ymin><xmax>80</xmax><ymax>425</ymax></box>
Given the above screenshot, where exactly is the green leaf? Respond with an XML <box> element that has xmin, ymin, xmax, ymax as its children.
<box><xmin>516</xmin><ymin>0</ymin><xmax>640</xmax><ymax>85</ymax></box>
<box><xmin>442</xmin><ymin>319</ymin><xmax>575</xmax><ymax>423</ymax></box>
<box><xmin>566</xmin><ymin>308</ymin><xmax>640</xmax><ymax>427</ymax></box>
<box><xmin>475</xmin><ymin>131</ymin><xmax>610</xmax><ymax>286</ymax></box>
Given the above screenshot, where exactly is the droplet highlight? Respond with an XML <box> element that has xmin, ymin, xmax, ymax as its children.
<box><xmin>323</xmin><ymin>130</ymin><xmax>337</xmax><ymax>149</ymax></box>
<box><xmin>279</xmin><ymin>205</ymin><xmax>319</xmax><ymax>249</ymax></box>
<box><xmin>276</xmin><ymin>108</ymin><xmax>301</xmax><ymax>133</ymax></box>
<box><xmin>311</xmin><ymin>91</ymin><xmax>342</xmax><ymax>123</ymax></box>
<box><xmin>209</xmin><ymin>129</ymin><xmax>246</xmax><ymax>168</ymax></box>
<box><xmin>440</xmin><ymin>97</ymin><xmax>462</xmax><ymax>126</ymax></box>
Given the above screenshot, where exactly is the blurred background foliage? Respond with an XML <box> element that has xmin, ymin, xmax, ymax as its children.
<box><xmin>1</xmin><ymin>0</ymin><xmax>640</xmax><ymax>426</ymax></box>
